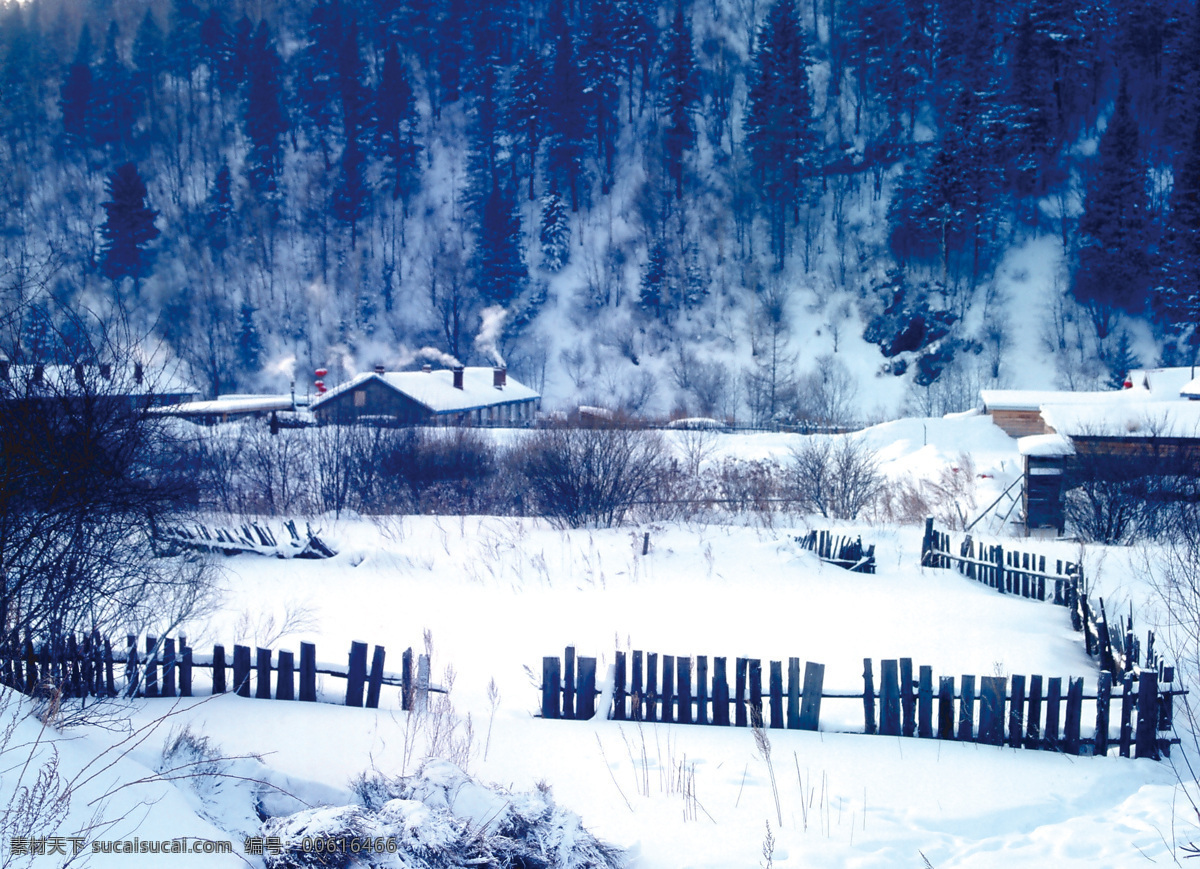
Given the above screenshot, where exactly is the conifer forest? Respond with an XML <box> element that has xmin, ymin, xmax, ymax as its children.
<box><xmin>1</xmin><ymin>0</ymin><xmax>1197</xmax><ymax>419</ymax></box>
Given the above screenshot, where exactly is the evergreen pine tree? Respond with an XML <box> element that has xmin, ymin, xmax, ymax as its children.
<box><xmin>1158</xmin><ymin>119</ymin><xmax>1200</xmax><ymax>337</ymax></box>
<box><xmin>205</xmin><ymin>162</ymin><xmax>233</xmax><ymax>253</ymax></box>
<box><xmin>236</xmin><ymin>301</ymin><xmax>264</xmax><ymax>373</ymax></box>
<box><xmin>332</xmin><ymin>138</ymin><xmax>370</xmax><ymax>245</ymax></box>
<box><xmin>92</xmin><ymin>22</ymin><xmax>135</xmax><ymax>150</ymax></box>
<box><xmin>539</xmin><ymin>192</ymin><xmax>570</xmax><ymax>272</ymax></box>
<box><xmin>1075</xmin><ymin>77</ymin><xmax>1152</xmax><ymax>338</ymax></box>
<box><xmin>1104</xmin><ymin>330</ymin><xmax>1141</xmax><ymax>389</ymax></box>
<box><xmin>580</xmin><ymin>0</ymin><xmax>621</xmax><ymax>194</ymax></box>
<box><xmin>132</xmin><ymin>9</ymin><xmax>165</xmax><ymax>119</ymax></box>
<box><xmin>511</xmin><ymin>47</ymin><xmax>545</xmax><ymax>202</ymax></box>
<box><xmin>99</xmin><ymin>162</ymin><xmax>160</xmax><ymax>286</ymax></box>
<box><xmin>661</xmin><ymin>0</ymin><xmax>699</xmax><ymax>200</ymax></box>
<box><xmin>243</xmin><ymin>22</ymin><xmax>287</xmax><ymax>196</ymax></box>
<box><xmin>375</xmin><ymin>42</ymin><xmax>421</xmax><ymax>207</ymax></box>
<box><xmin>544</xmin><ymin>0</ymin><xmax>587</xmax><ymax>211</ymax></box>
<box><xmin>60</xmin><ymin>26</ymin><xmax>94</xmax><ymax>145</ymax></box>
<box><xmin>476</xmin><ymin>173</ymin><xmax>526</xmax><ymax>305</ymax></box>
<box><xmin>744</xmin><ymin>0</ymin><xmax>819</xmax><ymax>266</ymax></box>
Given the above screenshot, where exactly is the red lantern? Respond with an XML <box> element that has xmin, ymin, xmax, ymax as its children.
<box><xmin>315</xmin><ymin>367</ymin><xmax>328</xmax><ymax>378</ymax></box>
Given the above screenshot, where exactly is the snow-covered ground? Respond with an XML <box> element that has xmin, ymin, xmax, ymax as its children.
<box><xmin>6</xmin><ymin>416</ymin><xmax>1196</xmax><ymax>868</ymax></box>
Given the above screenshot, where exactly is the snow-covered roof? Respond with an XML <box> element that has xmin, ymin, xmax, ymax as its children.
<box><xmin>1039</xmin><ymin>400</ymin><xmax>1200</xmax><ymax>439</ymax></box>
<box><xmin>1128</xmin><ymin>366</ymin><xmax>1198</xmax><ymax>397</ymax></box>
<box><xmin>1018</xmin><ymin>433</ymin><xmax>1076</xmax><ymax>457</ymax></box>
<box><xmin>1181</xmin><ymin>376</ymin><xmax>1200</xmax><ymax>399</ymax></box>
<box><xmin>156</xmin><ymin>394</ymin><xmax>297</xmax><ymax>416</ymax></box>
<box><xmin>980</xmin><ymin>389</ymin><xmax>1134</xmax><ymax>412</ymax></box>
<box><xmin>311</xmin><ymin>367</ymin><xmax>539</xmax><ymax>414</ymax></box>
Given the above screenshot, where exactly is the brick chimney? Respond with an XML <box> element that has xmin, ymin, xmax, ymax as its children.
<box><xmin>493</xmin><ymin>367</ymin><xmax>507</xmax><ymax>389</ymax></box>
<box><xmin>0</xmin><ymin>361</ymin><xmax>10</xmax><ymax>381</ymax></box>
<box><xmin>32</xmin><ymin>364</ymin><xmax>43</xmax><ymax>385</ymax></box>
<box><xmin>374</xmin><ymin>363</ymin><xmax>386</xmax><ymax>375</ymax></box>
<box><xmin>134</xmin><ymin>362</ymin><xmax>143</xmax><ymax>385</ymax></box>
<box><xmin>99</xmin><ymin>363</ymin><xmax>112</xmax><ymax>380</ymax></box>
<box><xmin>422</xmin><ymin>364</ymin><xmax>432</xmax><ymax>373</ymax></box>
<box><xmin>74</xmin><ymin>363</ymin><xmax>85</xmax><ymax>386</ymax></box>
<box><xmin>452</xmin><ymin>366</ymin><xmax>464</xmax><ymax>390</ymax></box>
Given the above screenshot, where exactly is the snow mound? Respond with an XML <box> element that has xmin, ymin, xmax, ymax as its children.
<box><xmin>261</xmin><ymin>760</ymin><xmax>625</xmax><ymax>869</ymax></box>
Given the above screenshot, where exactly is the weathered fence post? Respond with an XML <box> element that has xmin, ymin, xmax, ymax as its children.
<box><xmin>366</xmin><ymin>645</ymin><xmax>386</xmax><ymax>709</ymax></box>
<box><xmin>1064</xmin><ymin>677</ymin><xmax>1083</xmax><ymax>755</ymax></box>
<box><xmin>1135</xmin><ymin>671</ymin><xmax>1160</xmax><ymax>760</ymax></box>
<box><xmin>1026</xmin><ymin>675</ymin><xmax>1043</xmax><ymax>746</ymax></box>
<box><xmin>799</xmin><ymin>662</ymin><xmax>824</xmax><ymax>731</ymax></box>
<box><xmin>277</xmin><ymin>650</ymin><xmax>295</xmax><ymax>701</ymax></box>
<box><xmin>401</xmin><ymin>647</ymin><xmax>414</xmax><ymax>711</ymax></box>
<box><xmin>578</xmin><ymin>657</ymin><xmax>597</xmax><ymax>720</ymax></box>
<box><xmin>994</xmin><ymin>546</ymin><xmax>1005</xmax><ymax>594</ymax></box>
<box><xmin>1008</xmin><ymin>675</ymin><xmax>1025</xmax><ymax>749</ymax></box>
<box><xmin>678</xmin><ymin>657</ymin><xmax>693</xmax><ymax>725</ymax></box>
<box><xmin>255</xmin><ymin>648</ymin><xmax>273</xmax><ymax>700</ymax></box>
<box><xmin>661</xmin><ymin>655</ymin><xmax>675</xmax><ymax>724</ymax></box>
<box><xmin>145</xmin><ymin>636</ymin><xmax>159</xmax><ymax>698</ymax></box>
<box><xmin>613</xmin><ymin>651</ymin><xmax>627</xmax><ymax>721</ymax></box>
<box><xmin>748</xmin><ymin>659</ymin><xmax>763</xmax><ymax>727</ymax></box>
<box><xmin>713</xmin><ymin>657</ymin><xmax>729</xmax><ymax>726</ymax></box>
<box><xmin>180</xmin><ymin>642</ymin><xmax>192</xmax><ymax>698</ymax></box>
<box><xmin>646</xmin><ymin>653</ymin><xmax>659</xmax><ymax>722</ymax></box>
<box><xmin>899</xmin><ymin>658</ymin><xmax>916</xmax><ymax>737</ymax></box>
<box><xmin>918</xmin><ymin>666</ymin><xmax>933</xmax><ymax>738</ymax></box>
<box><xmin>564</xmin><ymin>646</ymin><xmax>576</xmax><ymax>720</ymax></box>
<box><xmin>1044</xmin><ymin>677</ymin><xmax>1062</xmax><ymax>751</ymax></box>
<box><xmin>769</xmin><ymin>661</ymin><xmax>784</xmax><ymax>729</ymax></box>
<box><xmin>1160</xmin><ymin>666</ymin><xmax>1175</xmax><ymax>759</ymax></box>
<box><xmin>163</xmin><ymin>638</ymin><xmax>176</xmax><ymax>698</ymax></box>
<box><xmin>788</xmin><ymin>658</ymin><xmax>802</xmax><ymax>730</ymax></box>
<box><xmin>696</xmin><ymin>656</ymin><xmax>709</xmax><ymax>726</ymax></box>
<box><xmin>541</xmin><ymin>656</ymin><xmax>561</xmax><ymax>719</ymax></box>
<box><xmin>978</xmin><ymin>676</ymin><xmax>1006</xmax><ymax>746</ymax></box>
<box><xmin>345</xmin><ymin>642</ymin><xmax>368</xmax><ymax>707</ymax></box>
<box><xmin>937</xmin><ymin>676</ymin><xmax>955</xmax><ymax>739</ymax></box>
<box><xmin>124</xmin><ymin>635</ymin><xmax>138</xmax><ymax>698</ymax></box>
<box><xmin>212</xmin><ymin>644</ymin><xmax>227</xmax><ymax>694</ymax></box>
<box><xmin>880</xmin><ymin>660</ymin><xmax>900</xmax><ymax>736</ymax></box>
<box><xmin>299</xmin><ymin>642</ymin><xmax>316</xmax><ymax>702</ymax></box>
<box><xmin>1119</xmin><ymin>673</ymin><xmax>1135</xmax><ymax>757</ymax></box>
<box><xmin>863</xmin><ymin>659</ymin><xmax>877</xmax><ymax>736</ymax></box>
<box><xmin>1095</xmin><ymin>672</ymin><xmax>1112</xmax><ymax>757</ymax></box>
<box><xmin>631</xmin><ymin>650</ymin><xmax>644</xmax><ymax>721</ymax></box>
<box><xmin>921</xmin><ymin>518</ymin><xmax>934</xmax><ymax>566</ymax></box>
<box><xmin>416</xmin><ymin>654</ymin><xmax>430</xmax><ymax>713</ymax></box>
<box><xmin>232</xmin><ymin>645</ymin><xmax>251</xmax><ymax>697</ymax></box>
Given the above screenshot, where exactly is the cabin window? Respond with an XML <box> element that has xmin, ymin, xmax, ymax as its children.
<box><xmin>354</xmin><ymin>389</ymin><xmax>366</xmax><ymax>407</ymax></box>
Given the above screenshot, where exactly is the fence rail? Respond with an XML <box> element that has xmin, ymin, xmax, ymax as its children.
<box><xmin>154</xmin><ymin>518</ymin><xmax>336</xmax><ymax>559</ymax></box>
<box><xmin>796</xmin><ymin>530</ymin><xmax>876</xmax><ymax>573</ymax></box>
<box><xmin>0</xmin><ymin>633</ymin><xmax>435</xmax><ymax>710</ymax></box>
<box><xmin>540</xmin><ymin>647</ymin><xmax>1182</xmax><ymax>761</ymax></box>
<box><xmin>920</xmin><ymin>518</ymin><xmax>1156</xmax><ymax>681</ymax></box>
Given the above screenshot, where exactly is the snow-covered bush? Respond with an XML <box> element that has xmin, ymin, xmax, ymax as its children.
<box><xmin>262</xmin><ymin>760</ymin><xmax>624</xmax><ymax>869</ymax></box>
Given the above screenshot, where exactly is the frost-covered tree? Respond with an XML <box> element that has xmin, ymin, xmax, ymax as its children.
<box><xmin>99</xmin><ymin>162</ymin><xmax>160</xmax><ymax>287</ymax></box>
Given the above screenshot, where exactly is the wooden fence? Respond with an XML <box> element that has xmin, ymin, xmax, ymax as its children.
<box><xmin>155</xmin><ymin>519</ymin><xmax>336</xmax><ymax>559</ymax></box>
<box><xmin>540</xmin><ymin>648</ymin><xmax>1182</xmax><ymax>760</ymax></box>
<box><xmin>0</xmin><ymin>633</ymin><xmax>434</xmax><ymax>710</ymax></box>
<box><xmin>920</xmin><ymin>518</ymin><xmax>1157</xmax><ymax>681</ymax></box>
<box><xmin>796</xmin><ymin>530</ymin><xmax>876</xmax><ymax>573</ymax></box>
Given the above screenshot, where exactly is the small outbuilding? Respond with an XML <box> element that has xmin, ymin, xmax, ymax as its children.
<box><xmin>310</xmin><ymin>365</ymin><xmax>540</xmax><ymax>426</ymax></box>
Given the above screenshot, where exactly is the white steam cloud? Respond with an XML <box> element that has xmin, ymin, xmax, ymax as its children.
<box><xmin>416</xmin><ymin>346</ymin><xmax>462</xmax><ymax>368</ymax></box>
<box><xmin>474</xmin><ymin>306</ymin><xmax>507</xmax><ymax>367</ymax></box>
<box><xmin>270</xmin><ymin>354</ymin><xmax>297</xmax><ymax>380</ymax></box>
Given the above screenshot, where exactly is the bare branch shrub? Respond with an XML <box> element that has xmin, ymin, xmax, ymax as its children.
<box><xmin>516</xmin><ymin>423</ymin><xmax>676</xmax><ymax>528</ymax></box>
<box><xmin>788</xmin><ymin>436</ymin><xmax>883</xmax><ymax>520</ymax></box>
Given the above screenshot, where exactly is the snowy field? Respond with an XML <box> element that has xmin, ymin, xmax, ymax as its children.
<box><xmin>7</xmin><ymin>416</ymin><xmax>1196</xmax><ymax>868</ymax></box>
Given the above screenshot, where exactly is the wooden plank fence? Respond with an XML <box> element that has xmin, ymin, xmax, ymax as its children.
<box><xmin>0</xmin><ymin>633</ymin><xmax>434</xmax><ymax>710</ymax></box>
<box><xmin>920</xmin><ymin>518</ymin><xmax>1158</xmax><ymax>681</ymax></box>
<box><xmin>540</xmin><ymin>648</ymin><xmax>1183</xmax><ymax>761</ymax></box>
<box><xmin>154</xmin><ymin>519</ymin><xmax>336</xmax><ymax>559</ymax></box>
<box><xmin>796</xmin><ymin>530</ymin><xmax>876</xmax><ymax>574</ymax></box>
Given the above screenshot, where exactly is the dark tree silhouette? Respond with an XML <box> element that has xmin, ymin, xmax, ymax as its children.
<box><xmin>99</xmin><ymin>162</ymin><xmax>160</xmax><ymax>286</ymax></box>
